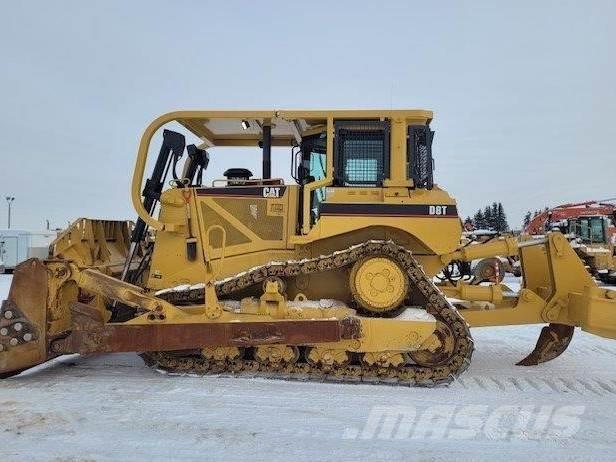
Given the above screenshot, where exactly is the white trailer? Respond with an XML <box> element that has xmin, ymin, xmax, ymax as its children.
<box><xmin>0</xmin><ymin>230</ymin><xmax>56</xmax><ymax>273</ymax></box>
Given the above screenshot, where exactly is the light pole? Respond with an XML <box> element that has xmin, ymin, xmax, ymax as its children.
<box><xmin>5</xmin><ymin>196</ymin><xmax>14</xmax><ymax>229</ymax></box>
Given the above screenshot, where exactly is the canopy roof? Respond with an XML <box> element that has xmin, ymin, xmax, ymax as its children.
<box><xmin>167</xmin><ymin>109</ymin><xmax>433</xmax><ymax>147</ymax></box>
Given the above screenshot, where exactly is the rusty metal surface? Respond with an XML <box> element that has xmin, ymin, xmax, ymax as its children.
<box><xmin>7</xmin><ymin>259</ymin><xmax>48</xmax><ymax>323</ymax></box>
<box><xmin>52</xmin><ymin>302</ymin><xmax>355</xmax><ymax>355</ymax></box>
<box><xmin>0</xmin><ymin>259</ymin><xmax>49</xmax><ymax>378</ymax></box>
<box><xmin>339</xmin><ymin>316</ymin><xmax>362</xmax><ymax>339</ymax></box>
<box><xmin>517</xmin><ymin>323</ymin><xmax>575</xmax><ymax>366</ymax></box>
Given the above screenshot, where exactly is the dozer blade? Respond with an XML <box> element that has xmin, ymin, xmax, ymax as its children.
<box><xmin>516</xmin><ymin>323</ymin><xmax>574</xmax><ymax>366</ymax></box>
<box><xmin>0</xmin><ymin>259</ymin><xmax>51</xmax><ymax>378</ymax></box>
<box><xmin>0</xmin><ymin>218</ymin><xmax>141</xmax><ymax>378</ymax></box>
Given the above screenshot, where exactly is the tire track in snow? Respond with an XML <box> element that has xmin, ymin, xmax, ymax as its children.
<box><xmin>453</xmin><ymin>376</ymin><xmax>616</xmax><ymax>396</ymax></box>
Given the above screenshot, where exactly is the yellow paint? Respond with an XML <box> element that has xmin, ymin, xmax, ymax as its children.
<box><xmin>5</xmin><ymin>109</ymin><xmax>616</xmax><ymax>378</ymax></box>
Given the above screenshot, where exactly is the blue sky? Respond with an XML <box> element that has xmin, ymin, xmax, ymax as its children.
<box><xmin>1</xmin><ymin>0</ymin><xmax>614</xmax><ymax>230</ymax></box>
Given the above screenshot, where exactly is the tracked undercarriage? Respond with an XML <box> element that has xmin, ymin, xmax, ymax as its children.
<box><xmin>149</xmin><ymin>240</ymin><xmax>474</xmax><ymax>386</ymax></box>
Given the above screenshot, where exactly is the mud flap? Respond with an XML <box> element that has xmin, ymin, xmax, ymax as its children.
<box><xmin>0</xmin><ymin>259</ymin><xmax>50</xmax><ymax>378</ymax></box>
<box><xmin>516</xmin><ymin>323</ymin><xmax>575</xmax><ymax>366</ymax></box>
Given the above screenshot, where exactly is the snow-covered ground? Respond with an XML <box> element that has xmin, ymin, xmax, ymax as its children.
<box><xmin>2</xmin><ymin>275</ymin><xmax>616</xmax><ymax>461</ymax></box>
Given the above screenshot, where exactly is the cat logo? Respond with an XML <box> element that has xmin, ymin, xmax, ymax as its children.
<box><xmin>263</xmin><ymin>187</ymin><xmax>282</xmax><ymax>198</ymax></box>
<box><xmin>428</xmin><ymin>205</ymin><xmax>448</xmax><ymax>215</ymax></box>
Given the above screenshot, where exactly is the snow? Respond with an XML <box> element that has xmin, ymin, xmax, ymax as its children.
<box><xmin>394</xmin><ymin>307</ymin><xmax>435</xmax><ymax>322</ymax></box>
<box><xmin>2</xmin><ymin>275</ymin><xmax>616</xmax><ymax>461</ymax></box>
<box><xmin>579</xmin><ymin>246</ymin><xmax>611</xmax><ymax>254</ymax></box>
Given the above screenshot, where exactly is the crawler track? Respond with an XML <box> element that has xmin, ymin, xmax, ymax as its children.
<box><xmin>149</xmin><ymin>241</ymin><xmax>474</xmax><ymax>387</ymax></box>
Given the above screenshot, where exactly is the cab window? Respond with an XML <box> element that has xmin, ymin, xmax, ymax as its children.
<box><xmin>294</xmin><ymin>134</ymin><xmax>328</xmax><ymax>225</ymax></box>
<box><xmin>574</xmin><ymin>217</ymin><xmax>606</xmax><ymax>243</ymax></box>
<box><xmin>334</xmin><ymin>120</ymin><xmax>390</xmax><ymax>187</ymax></box>
<box><xmin>310</xmin><ymin>151</ymin><xmax>327</xmax><ymax>217</ymax></box>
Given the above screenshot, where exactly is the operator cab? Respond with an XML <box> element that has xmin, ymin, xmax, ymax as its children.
<box><xmin>291</xmin><ymin>119</ymin><xmax>435</xmax><ymax>225</ymax></box>
<box><xmin>143</xmin><ymin>110</ymin><xmax>437</xmax><ymax>239</ymax></box>
<box><xmin>568</xmin><ymin>216</ymin><xmax>609</xmax><ymax>244</ymax></box>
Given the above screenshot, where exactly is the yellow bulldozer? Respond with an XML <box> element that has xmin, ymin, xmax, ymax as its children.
<box><xmin>2</xmin><ymin>109</ymin><xmax>616</xmax><ymax>386</ymax></box>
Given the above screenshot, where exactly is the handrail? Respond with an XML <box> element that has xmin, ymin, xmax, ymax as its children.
<box><xmin>132</xmin><ymin>111</ymin><xmax>186</xmax><ymax>230</ymax></box>
<box><xmin>131</xmin><ymin>112</ymin><xmax>344</xmax><ymax>232</ymax></box>
<box><xmin>204</xmin><ymin>225</ymin><xmax>226</xmax><ymax>279</ymax></box>
<box><xmin>132</xmin><ymin>110</ymin><xmax>284</xmax><ymax>230</ymax></box>
<box><xmin>210</xmin><ymin>178</ymin><xmax>285</xmax><ymax>188</ymax></box>
<box><xmin>131</xmin><ymin>110</ymin><xmax>279</xmax><ymax>230</ymax></box>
